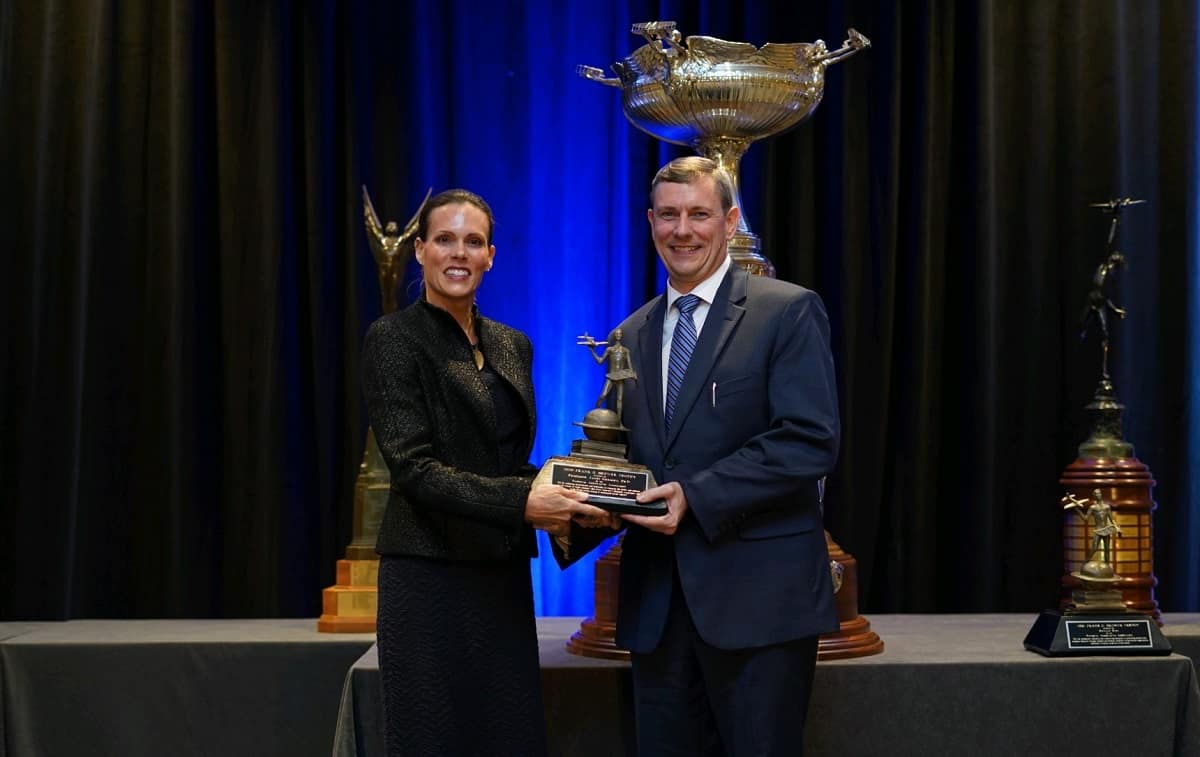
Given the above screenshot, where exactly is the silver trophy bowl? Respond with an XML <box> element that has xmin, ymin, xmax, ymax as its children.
<box><xmin>581</xmin><ymin>22</ymin><xmax>869</xmax><ymax>275</ymax></box>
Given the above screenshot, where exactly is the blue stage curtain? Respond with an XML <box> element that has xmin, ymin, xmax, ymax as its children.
<box><xmin>355</xmin><ymin>1</ymin><xmax>663</xmax><ymax>614</ymax></box>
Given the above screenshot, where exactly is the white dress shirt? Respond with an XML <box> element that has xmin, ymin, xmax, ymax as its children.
<box><xmin>660</xmin><ymin>255</ymin><xmax>732</xmax><ymax>412</ymax></box>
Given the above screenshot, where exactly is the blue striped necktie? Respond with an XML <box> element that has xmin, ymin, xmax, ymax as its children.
<box><xmin>665</xmin><ymin>294</ymin><xmax>700</xmax><ymax>433</ymax></box>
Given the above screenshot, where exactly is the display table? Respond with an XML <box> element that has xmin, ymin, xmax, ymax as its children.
<box><xmin>1</xmin><ymin>615</ymin><xmax>1197</xmax><ymax>756</ymax></box>
<box><xmin>334</xmin><ymin>614</ymin><xmax>1200</xmax><ymax>757</ymax></box>
<box><xmin>0</xmin><ymin>619</ymin><xmax>375</xmax><ymax>757</ymax></box>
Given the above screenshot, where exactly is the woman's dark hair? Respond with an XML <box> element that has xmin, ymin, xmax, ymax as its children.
<box><xmin>416</xmin><ymin>189</ymin><xmax>496</xmax><ymax>244</ymax></box>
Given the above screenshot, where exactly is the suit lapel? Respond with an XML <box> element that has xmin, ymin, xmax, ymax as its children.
<box><xmin>635</xmin><ymin>296</ymin><xmax>668</xmax><ymax>453</ymax></box>
<box><xmin>665</xmin><ymin>268</ymin><xmax>747</xmax><ymax>451</ymax></box>
<box><xmin>477</xmin><ymin>321</ymin><xmax>537</xmax><ymax>444</ymax></box>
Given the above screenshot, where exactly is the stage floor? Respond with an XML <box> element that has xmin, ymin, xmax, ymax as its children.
<box><xmin>3</xmin><ymin>614</ymin><xmax>1199</xmax><ymax>757</ymax></box>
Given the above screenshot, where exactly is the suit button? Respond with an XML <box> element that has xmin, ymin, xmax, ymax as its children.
<box><xmin>664</xmin><ymin>458</ymin><xmax>676</xmax><ymax>469</ymax></box>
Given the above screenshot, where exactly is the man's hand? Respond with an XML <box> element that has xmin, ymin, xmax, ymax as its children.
<box><xmin>622</xmin><ymin>481</ymin><xmax>688</xmax><ymax>535</ymax></box>
<box><xmin>524</xmin><ymin>484</ymin><xmax>610</xmax><ymax>537</ymax></box>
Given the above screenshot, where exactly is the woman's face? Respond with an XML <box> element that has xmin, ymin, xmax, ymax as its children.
<box><xmin>415</xmin><ymin>203</ymin><xmax>495</xmax><ymax>312</ymax></box>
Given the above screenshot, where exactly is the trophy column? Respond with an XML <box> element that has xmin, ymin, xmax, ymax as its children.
<box><xmin>566</xmin><ymin>536</ymin><xmax>626</xmax><ymax>659</ymax></box>
<box><xmin>318</xmin><ymin>188</ymin><xmax>426</xmax><ymax>633</ymax></box>
<box><xmin>317</xmin><ymin>430</ymin><xmax>387</xmax><ymax>632</ymax></box>
<box><xmin>1058</xmin><ymin>199</ymin><xmax>1161</xmax><ymax>624</ymax></box>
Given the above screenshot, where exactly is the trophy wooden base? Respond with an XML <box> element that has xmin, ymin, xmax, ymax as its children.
<box><xmin>567</xmin><ymin>531</ymin><xmax>884</xmax><ymax>662</ymax></box>
<box><xmin>818</xmin><ymin>615</ymin><xmax>885</xmax><ymax>660</ymax></box>
<box><xmin>317</xmin><ymin>559</ymin><xmax>378</xmax><ymax>633</ymax></box>
<box><xmin>1024</xmin><ymin>609</ymin><xmax>1171</xmax><ymax>656</ymax></box>
<box><xmin>567</xmin><ymin>537</ymin><xmax>626</xmax><ymax>659</ymax></box>
<box><xmin>566</xmin><ymin>616</ymin><xmax>628</xmax><ymax>660</ymax></box>
<box><xmin>819</xmin><ymin>535</ymin><xmax>884</xmax><ymax>660</ymax></box>
<box><xmin>1059</xmin><ymin>456</ymin><xmax>1161</xmax><ymax>624</ymax></box>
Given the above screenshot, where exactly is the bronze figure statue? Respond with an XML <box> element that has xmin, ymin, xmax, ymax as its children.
<box><xmin>363</xmin><ymin>186</ymin><xmax>431</xmax><ymax>314</ymax></box>
<box><xmin>1080</xmin><ymin>198</ymin><xmax>1143</xmax><ymax>384</ymax></box>
<box><xmin>1080</xmin><ymin>250</ymin><xmax>1127</xmax><ymax>346</ymax></box>
<box><xmin>579</xmin><ymin>329</ymin><xmax>637</xmax><ymax>425</ymax></box>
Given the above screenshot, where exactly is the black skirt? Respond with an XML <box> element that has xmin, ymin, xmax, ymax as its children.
<box><xmin>376</xmin><ymin>554</ymin><xmax>547</xmax><ymax>757</ymax></box>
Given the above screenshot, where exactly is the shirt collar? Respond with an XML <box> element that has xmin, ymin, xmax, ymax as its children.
<box><xmin>666</xmin><ymin>254</ymin><xmax>731</xmax><ymax>311</ymax></box>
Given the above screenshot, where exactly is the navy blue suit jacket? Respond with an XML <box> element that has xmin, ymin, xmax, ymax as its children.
<box><xmin>614</xmin><ymin>266</ymin><xmax>841</xmax><ymax>653</ymax></box>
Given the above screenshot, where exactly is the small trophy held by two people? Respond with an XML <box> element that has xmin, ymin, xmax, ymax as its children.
<box><xmin>532</xmin><ymin>329</ymin><xmax>667</xmax><ymax>516</ymax></box>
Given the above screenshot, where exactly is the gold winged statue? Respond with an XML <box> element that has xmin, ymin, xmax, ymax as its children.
<box><xmin>363</xmin><ymin>186</ymin><xmax>431</xmax><ymax>314</ymax></box>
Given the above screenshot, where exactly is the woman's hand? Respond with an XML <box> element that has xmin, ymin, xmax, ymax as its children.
<box><xmin>523</xmin><ymin>484</ymin><xmax>612</xmax><ymax>537</ymax></box>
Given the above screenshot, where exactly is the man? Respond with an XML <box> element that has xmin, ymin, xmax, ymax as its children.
<box><xmin>614</xmin><ymin>156</ymin><xmax>841</xmax><ymax>756</ymax></box>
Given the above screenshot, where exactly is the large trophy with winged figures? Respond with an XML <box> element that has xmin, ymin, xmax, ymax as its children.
<box><xmin>570</xmin><ymin>22</ymin><xmax>882</xmax><ymax>661</ymax></box>
<box><xmin>579</xmin><ymin>21</ymin><xmax>868</xmax><ymax>276</ymax></box>
<box><xmin>318</xmin><ymin>187</ymin><xmax>428</xmax><ymax>633</ymax></box>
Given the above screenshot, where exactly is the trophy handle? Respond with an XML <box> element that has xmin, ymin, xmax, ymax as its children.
<box><xmin>811</xmin><ymin>28</ymin><xmax>871</xmax><ymax>66</ymax></box>
<box><xmin>577</xmin><ymin>65</ymin><xmax>622</xmax><ymax>88</ymax></box>
<box><xmin>631</xmin><ymin>21</ymin><xmax>683</xmax><ymax>50</ymax></box>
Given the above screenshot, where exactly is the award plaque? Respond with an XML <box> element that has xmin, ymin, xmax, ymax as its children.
<box><xmin>547</xmin><ymin>457</ymin><xmax>655</xmax><ymax>513</ymax></box>
<box><xmin>535</xmin><ymin>331</ymin><xmax>666</xmax><ymax>516</ymax></box>
<box><xmin>534</xmin><ymin>412</ymin><xmax>667</xmax><ymax>517</ymax></box>
<box><xmin>1024</xmin><ymin>611</ymin><xmax>1170</xmax><ymax>656</ymax></box>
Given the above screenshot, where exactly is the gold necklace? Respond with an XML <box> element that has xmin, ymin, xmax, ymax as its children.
<box><xmin>467</xmin><ymin>310</ymin><xmax>484</xmax><ymax>371</ymax></box>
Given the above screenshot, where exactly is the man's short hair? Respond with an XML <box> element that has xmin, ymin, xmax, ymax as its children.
<box><xmin>650</xmin><ymin>156</ymin><xmax>735</xmax><ymax>213</ymax></box>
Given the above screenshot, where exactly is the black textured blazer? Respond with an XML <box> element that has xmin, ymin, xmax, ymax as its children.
<box><xmin>362</xmin><ymin>298</ymin><xmax>539</xmax><ymax>560</ymax></box>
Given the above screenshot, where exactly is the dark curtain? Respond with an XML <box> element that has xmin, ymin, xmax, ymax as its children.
<box><xmin>2</xmin><ymin>0</ymin><xmax>1197</xmax><ymax>621</ymax></box>
<box><xmin>754</xmin><ymin>0</ymin><xmax>1200</xmax><ymax>614</ymax></box>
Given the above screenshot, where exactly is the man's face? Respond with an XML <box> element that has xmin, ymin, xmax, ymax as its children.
<box><xmin>647</xmin><ymin>176</ymin><xmax>739</xmax><ymax>293</ymax></box>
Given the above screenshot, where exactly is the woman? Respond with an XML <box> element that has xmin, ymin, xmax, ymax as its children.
<box><xmin>361</xmin><ymin>188</ymin><xmax>610</xmax><ymax>756</ymax></box>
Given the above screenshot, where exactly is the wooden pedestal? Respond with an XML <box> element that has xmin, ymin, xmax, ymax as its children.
<box><xmin>1060</xmin><ymin>456</ymin><xmax>1161</xmax><ymax>623</ymax></box>
<box><xmin>318</xmin><ymin>558</ymin><xmax>379</xmax><ymax>633</ymax></box>
<box><xmin>566</xmin><ymin>537</ymin><xmax>627</xmax><ymax>660</ymax></box>
<box><xmin>318</xmin><ymin>428</ymin><xmax>388</xmax><ymax>633</ymax></box>
<box><xmin>567</xmin><ymin>531</ymin><xmax>883</xmax><ymax>661</ymax></box>
<box><xmin>818</xmin><ymin>533</ymin><xmax>884</xmax><ymax>660</ymax></box>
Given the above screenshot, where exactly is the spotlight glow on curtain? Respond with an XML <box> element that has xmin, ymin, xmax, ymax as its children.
<box><xmin>397</xmin><ymin>1</ymin><xmax>657</xmax><ymax>615</ymax></box>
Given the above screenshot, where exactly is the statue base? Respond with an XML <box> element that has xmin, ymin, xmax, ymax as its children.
<box><xmin>317</xmin><ymin>558</ymin><xmax>379</xmax><ymax>633</ymax></box>
<box><xmin>1024</xmin><ymin>609</ymin><xmax>1171</xmax><ymax>657</ymax></box>
<box><xmin>1069</xmin><ymin>585</ymin><xmax>1127</xmax><ymax>613</ymax></box>
<box><xmin>567</xmin><ymin>535</ymin><xmax>626</xmax><ymax>659</ymax></box>
<box><xmin>318</xmin><ymin>428</ymin><xmax>388</xmax><ymax>634</ymax></box>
